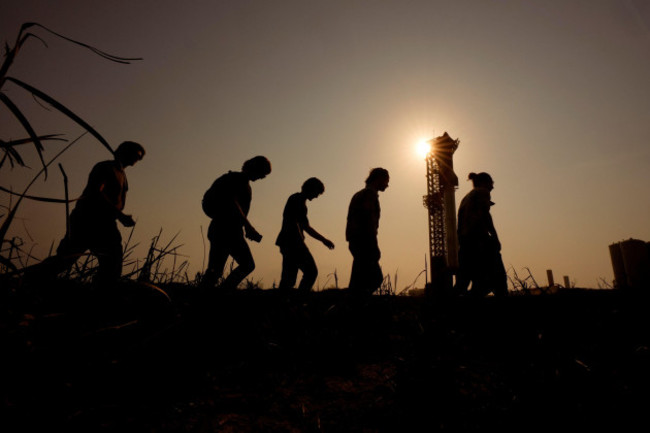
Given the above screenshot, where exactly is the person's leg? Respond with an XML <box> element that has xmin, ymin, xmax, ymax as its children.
<box><xmin>348</xmin><ymin>243</ymin><xmax>362</xmax><ymax>291</ymax></box>
<box><xmin>28</xmin><ymin>212</ymin><xmax>89</xmax><ymax>281</ymax></box>
<box><xmin>296</xmin><ymin>246</ymin><xmax>318</xmax><ymax>291</ymax></box>
<box><xmin>90</xmin><ymin>222</ymin><xmax>123</xmax><ymax>287</ymax></box>
<box><xmin>221</xmin><ymin>233</ymin><xmax>255</xmax><ymax>290</ymax></box>
<box><xmin>488</xmin><ymin>251</ymin><xmax>508</xmax><ymax>297</ymax></box>
<box><xmin>203</xmin><ymin>222</ymin><xmax>231</xmax><ymax>288</ymax></box>
<box><xmin>27</xmin><ymin>236</ymin><xmax>82</xmax><ymax>282</ymax></box>
<box><xmin>278</xmin><ymin>248</ymin><xmax>299</xmax><ymax>290</ymax></box>
<box><xmin>454</xmin><ymin>244</ymin><xmax>471</xmax><ymax>295</ymax></box>
<box><xmin>348</xmin><ymin>241</ymin><xmax>382</xmax><ymax>295</ymax></box>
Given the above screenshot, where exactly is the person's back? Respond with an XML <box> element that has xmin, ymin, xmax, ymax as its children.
<box><xmin>345</xmin><ymin>187</ymin><xmax>380</xmax><ymax>245</ymax></box>
<box><xmin>203</xmin><ymin>171</ymin><xmax>251</xmax><ymax>228</ymax></box>
<box><xmin>346</xmin><ymin>168</ymin><xmax>389</xmax><ymax>295</ymax></box>
<box><xmin>74</xmin><ymin>159</ymin><xmax>128</xmax><ymax>220</ymax></box>
<box><xmin>457</xmin><ymin>187</ymin><xmax>492</xmax><ymax>242</ymax></box>
<box><xmin>276</xmin><ymin>192</ymin><xmax>308</xmax><ymax>249</ymax></box>
<box><xmin>455</xmin><ymin>172</ymin><xmax>507</xmax><ymax>297</ymax></box>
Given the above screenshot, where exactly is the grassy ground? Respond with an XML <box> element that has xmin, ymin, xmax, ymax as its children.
<box><xmin>2</xmin><ymin>281</ymin><xmax>649</xmax><ymax>432</ymax></box>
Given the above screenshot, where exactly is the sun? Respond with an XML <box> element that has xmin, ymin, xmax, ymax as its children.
<box><xmin>415</xmin><ymin>139</ymin><xmax>431</xmax><ymax>159</ymax></box>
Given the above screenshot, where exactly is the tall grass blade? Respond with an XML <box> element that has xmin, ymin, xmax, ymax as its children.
<box><xmin>0</xmin><ymin>185</ymin><xmax>77</xmax><ymax>203</ymax></box>
<box><xmin>0</xmin><ymin>132</ymin><xmax>86</xmax><ymax>250</ymax></box>
<box><xmin>0</xmin><ymin>134</ymin><xmax>66</xmax><ymax>149</ymax></box>
<box><xmin>0</xmin><ymin>92</ymin><xmax>47</xmax><ymax>175</ymax></box>
<box><xmin>0</xmin><ymin>144</ymin><xmax>25</xmax><ymax>169</ymax></box>
<box><xmin>24</xmin><ymin>23</ymin><xmax>143</xmax><ymax>64</ymax></box>
<box><xmin>1</xmin><ymin>136</ymin><xmax>65</xmax><ymax>169</ymax></box>
<box><xmin>5</xmin><ymin>77</ymin><xmax>114</xmax><ymax>156</ymax></box>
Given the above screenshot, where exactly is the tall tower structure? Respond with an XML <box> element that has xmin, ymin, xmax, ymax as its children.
<box><xmin>422</xmin><ymin>132</ymin><xmax>460</xmax><ymax>294</ymax></box>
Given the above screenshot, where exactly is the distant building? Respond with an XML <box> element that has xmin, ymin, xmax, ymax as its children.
<box><xmin>609</xmin><ymin>239</ymin><xmax>650</xmax><ymax>289</ymax></box>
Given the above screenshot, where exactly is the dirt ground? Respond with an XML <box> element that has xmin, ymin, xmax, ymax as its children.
<box><xmin>2</xmin><ymin>282</ymin><xmax>649</xmax><ymax>432</ymax></box>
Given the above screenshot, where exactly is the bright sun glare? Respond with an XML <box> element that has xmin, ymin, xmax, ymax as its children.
<box><xmin>415</xmin><ymin>139</ymin><xmax>431</xmax><ymax>159</ymax></box>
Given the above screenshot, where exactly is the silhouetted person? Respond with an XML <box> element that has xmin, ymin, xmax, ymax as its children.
<box><xmin>201</xmin><ymin>156</ymin><xmax>271</xmax><ymax>291</ymax></box>
<box><xmin>346</xmin><ymin>168</ymin><xmax>389</xmax><ymax>295</ymax></box>
<box><xmin>36</xmin><ymin>141</ymin><xmax>145</xmax><ymax>287</ymax></box>
<box><xmin>276</xmin><ymin>177</ymin><xmax>335</xmax><ymax>291</ymax></box>
<box><xmin>454</xmin><ymin>172</ymin><xmax>507</xmax><ymax>297</ymax></box>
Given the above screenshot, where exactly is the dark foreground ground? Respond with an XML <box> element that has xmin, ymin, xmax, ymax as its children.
<box><xmin>1</xmin><ymin>282</ymin><xmax>649</xmax><ymax>432</ymax></box>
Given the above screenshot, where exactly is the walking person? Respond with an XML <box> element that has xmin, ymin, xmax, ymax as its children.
<box><xmin>201</xmin><ymin>156</ymin><xmax>271</xmax><ymax>291</ymax></box>
<box><xmin>35</xmin><ymin>141</ymin><xmax>145</xmax><ymax>287</ymax></box>
<box><xmin>345</xmin><ymin>167</ymin><xmax>389</xmax><ymax>295</ymax></box>
<box><xmin>454</xmin><ymin>172</ymin><xmax>507</xmax><ymax>297</ymax></box>
<box><xmin>276</xmin><ymin>177</ymin><xmax>335</xmax><ymax>291</ymax></box>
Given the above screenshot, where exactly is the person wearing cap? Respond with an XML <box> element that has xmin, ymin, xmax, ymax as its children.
<box><xmin>38</xmin><ymin>141</ymin><xmax>145</xmax><ymax>286</ymax></box>
<box><xmin>201</xmin><ymin>156</ymin><xmax>271</xmax><ymax>291</ymax></box>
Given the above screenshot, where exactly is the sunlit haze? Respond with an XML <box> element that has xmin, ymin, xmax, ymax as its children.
<box><xmin>415</xmin><ymin>140</ymin><xmax>431</xmax><ymax>160</ymax></box>
<box><xmin>2</xmin><ymin>0</ymin><xmax>649</xmax><ymax>289</ymax></box>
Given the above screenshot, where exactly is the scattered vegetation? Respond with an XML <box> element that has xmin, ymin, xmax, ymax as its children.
<box><xmin>1</xmin><ymin>22</ymin><xmax>140</xmax><ymax>273</ymax></box>
<box><xmin>2</xmin><ymin>21</ymin><xmax>647</xmax><ymax>433</ymax></box>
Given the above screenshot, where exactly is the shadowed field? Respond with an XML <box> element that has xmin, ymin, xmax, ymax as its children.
<box><xmin>2</xmin><ymin>283</ymin><xmax>649</xmax><ymax>432</ymax></box>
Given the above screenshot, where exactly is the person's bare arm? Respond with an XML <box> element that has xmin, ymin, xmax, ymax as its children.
<box><xmin>304</xmin><ymin>225</ymin><xmax>334</xmax><ymax>249</ymax></box>
<box><xmin>233</xmin><ymin>199</ymin><xmax>262</xmax><ymax>242</ymax></box>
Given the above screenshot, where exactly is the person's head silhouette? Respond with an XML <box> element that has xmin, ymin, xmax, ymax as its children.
<box><xmin>365</xmin><ymin>167</ymin><xmax>390</xmax><ymax>192</ymax></box>
<box><xmin>115</xmin><ymin>141</ymin><xmax>145</xmax><ymax>167</ymax></box>
<box><xmin>242</xmin><ymin>156</ymin><xmax>271</xmax><ymax>181</ymax></box>
<box><xmin>301</xmin><ymin>177</ymin><xmax>325</xmax><ymax>200</ymax></box>
<box><xmin>468</xmin><ymin>172</ymin><xmax>493</xmax><ymax>190</ymax></box>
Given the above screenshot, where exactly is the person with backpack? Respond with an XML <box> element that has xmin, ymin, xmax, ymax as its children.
<box><xmin>201</xmin><ymin>156</ymin><xmax>271</xmax><ymax>291</ymax></box>
<box><xmin>275</xmin><ymin>177</ymin><xmax>335</xmax><ymax>292</ymax></box>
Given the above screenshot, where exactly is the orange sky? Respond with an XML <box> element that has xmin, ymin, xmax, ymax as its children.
<box><xmin>2</xmin><ymin>0</ymin><xmax>650</xmax><ymax>290</ymax></box>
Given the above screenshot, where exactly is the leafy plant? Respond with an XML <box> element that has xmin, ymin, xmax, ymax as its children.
<box><xmin>0</xmin><ymin>22</ymin><xmax>140</xmax><ymax>272</ymax></box>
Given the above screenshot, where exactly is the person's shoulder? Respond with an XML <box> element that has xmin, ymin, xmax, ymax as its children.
<box><xmin>286</xmin><ymin>192</ymin><xmax>306</xmax><ymax>208</ymax></box>
<box><xmin>476</xmin><ymin>188</ymin><xmax>491</xmax><ymax>199</ymax></box>
<box><xmin>357</xmin><ymin>187</ymin><xmax>377</xmax><ymax>199</ymax></box>
<box><xmin>350</xmin><ymin>187</ymin><xmax>366</xmax><ymax>200</ymax></box>
<box><xmin>349</xmin><ymin>188</ymin><xmax>375</xmax><ymax>207</ymax></box>
<box><xmin>94</xmin><ymin>159</ymin><xmax>117</xmax><ymax>167</ymax></box>
<box><xmin>214</xmin><ymin>170</ymin><xmax>243</xmax><ymax>184</ymax></box>
<box><xmin>468</xmin><ymin>188</ymin><xmax>491</xmax><ymax>205</ymax></box>
<box><xmin>90</xmin><ymin>159</ymin><xmax>119</xmax><ymax>173</ymax></box>
<box><xmin>229</xmin><ymin>171</ymin><xmax>249</xmax><ymax>183</ymax></box>
<box><xmin>353</xmin><ymin>187</ymin><xmax>368</xmax><ymax>196</ymax></box>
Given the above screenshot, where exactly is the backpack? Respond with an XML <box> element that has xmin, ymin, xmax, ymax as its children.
<box><xmin>202</xmin><ymin>172</ymin><xmax>232</xmax><ymax>218</ymax></box>
<box><xmin>202</xmin><ymin>177</ymin><xmax>224</xmax><ymax>219</ymax></box>
<box><xmin>202</xmin><ymin>185</ymin><xmax>218</xmax><ymax>218</ymax></box>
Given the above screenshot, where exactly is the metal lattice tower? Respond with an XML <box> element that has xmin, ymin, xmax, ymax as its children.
<box><xmin>422</xmin><ymin>132</ymin><xmax>460</xmax><ymax>292</ymax></box>
<box><xmin>424</xmin><ymin>153</ymin><xmax>445</xmax><ymax>262</ymax></box>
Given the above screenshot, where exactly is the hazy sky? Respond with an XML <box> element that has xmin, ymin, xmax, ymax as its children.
<box><xmin>2</xmin><ymin>0</ymin><xmax>649</xmax><ymax>290</ymax></box>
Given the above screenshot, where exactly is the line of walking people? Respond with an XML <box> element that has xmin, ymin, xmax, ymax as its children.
<box><xmin>32</xmin><ymin>143</ymin><xmax>505</xmax><ymax>297</ymax></box>
<box><xmin>200</xmin><ymin>155</ymin><xmax>390</xmax><ymax>296</ymax></box>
